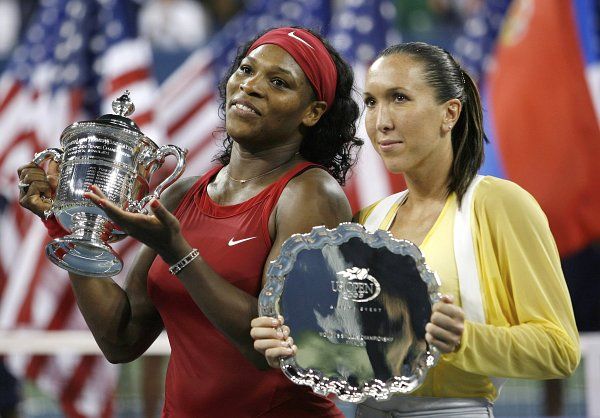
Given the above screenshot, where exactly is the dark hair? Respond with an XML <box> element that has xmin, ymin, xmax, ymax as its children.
<box><xmin>378</xmin><ymin>42</ymin><xmax>488</xmax><ymax>202</ymax></box>
<box><xmin>215</xmin><ymin>27</ymin><xmax>362</xmax><ymax>185</ymax></box>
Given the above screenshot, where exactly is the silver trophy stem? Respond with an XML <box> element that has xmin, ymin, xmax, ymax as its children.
<box><xmin>45</xmin><ymin>213</ymin><xmax>123</xmax><ymax>277</ymax></box>
<box><xmin>69</xmin><ymin>212</ymin><xmax>112</xmax><ymax>242</ymax></box>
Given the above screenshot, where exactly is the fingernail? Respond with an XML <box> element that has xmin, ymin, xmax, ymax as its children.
<box><xmin>151</xmin><ymin>199</ymin><xmax>159</xmax><ymax>208</ymax></box>
<box><xmin>276</xmin><ymin>330</ymin><xmax>283</xmax><ymax>338</ymax></box>
<box><xmin>271</xmin><ymin>319</ymin><xmax>279</xmax><ymax>326</ymax></box>
<box><xmin>98</xmin><ymin>200</ymin><xmax>106</xmax><ymax>207</ymax></box>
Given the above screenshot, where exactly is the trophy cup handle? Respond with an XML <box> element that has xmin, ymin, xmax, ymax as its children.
<box><xmin>32</xmin><ymin>148</ymin><xmax>64</xmax><ymax>219</ymax></box>
<box><xmin>33</xmin><ymin>147</ymin><xmax>63</xmax><ymax>165</ymax></box>
<box><xmin>128</xmin><ymin>145</ymin><xmax>187</xmax><ymax>213</ymax></box>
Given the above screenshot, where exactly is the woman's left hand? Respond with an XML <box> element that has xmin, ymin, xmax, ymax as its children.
<box><xmin>84</xmin><ymin>185</ymin><xmax>184</xmax><ymax>260</ymax></box>
<box><xmin>250</xmin><ymin>316</ymin><xmax>296</xmax><ymax>369</ymax></box>
<box><xmin>425</xmin><ymin>294</ymin><xmax>465</xmax><ymax>354</ymax></box>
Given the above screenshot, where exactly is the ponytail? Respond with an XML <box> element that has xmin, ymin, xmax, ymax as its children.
<box><xmin>450</xmin><ymin>69</ymin><xmax>488</xmax><ymax>202</ymax></box>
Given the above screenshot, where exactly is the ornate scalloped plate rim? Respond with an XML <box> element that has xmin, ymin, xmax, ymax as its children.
<box><xmin>259</xmin><ymin>222</ymin><xmax>442</xmax><ymax>403</ymax></box>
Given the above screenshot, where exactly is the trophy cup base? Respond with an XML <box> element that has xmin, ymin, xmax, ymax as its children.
<box><xmin>46</xmin><ymin>237</ymin><xmax>123</xmax><ymax>277</ymax></box>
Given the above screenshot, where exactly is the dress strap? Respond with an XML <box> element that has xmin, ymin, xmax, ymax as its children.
<box><xmin>172</xmin><ymin>165</ymin><xmax>221</xmax><ymax>217</ymax></box>
<box><xmin>363</xmin><ymin>190</ymin><xmax>408</xmax><ymax>232</ymax></box>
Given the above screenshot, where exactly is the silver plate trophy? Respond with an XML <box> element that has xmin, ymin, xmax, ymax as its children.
<box><xmin>259</xmin><ymin>223</ymin><xmax>441</xmax><ymax>403</ymax></box>
<box><xmin>33</xmin><ymin>91</ymin><xmax>187</xmax><ymax>277</ymax></box>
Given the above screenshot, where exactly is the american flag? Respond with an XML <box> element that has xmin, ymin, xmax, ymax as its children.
<box><xmin>0</xmin><ymin>0</ymin><xmax>402</xmax><ymax>415</ymax></box>
<box><xmin>0</xmin><ymin>0</ymin><xmax>156</xmax><ymax>416</ymax></box>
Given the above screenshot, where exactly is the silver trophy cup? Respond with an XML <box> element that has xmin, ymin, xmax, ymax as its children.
<box><xmin>33</xmin><ymin>91</ymin><xmax>187</xmax><ymax>277</ymax></box>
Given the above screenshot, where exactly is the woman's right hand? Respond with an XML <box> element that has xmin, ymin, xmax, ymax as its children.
<box><xmin>426</xmin><ymin>294</ymin><xmax>465</xmax><ymax>354</ymax></box>
<box><xmin>17</xmin><ymin>160</ymin><xmax>60</xmax><ymax>218</ymax></box>
<box><xmin>250</xmin><ymin>316</ymin><xmax>296</xmax><ymax>369</ymax></box>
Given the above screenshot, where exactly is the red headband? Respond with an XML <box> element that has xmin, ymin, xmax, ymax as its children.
<box><xmin>247</xmin><ymin>27</ymin><xmax>337</xmax><ymax>109</ymax></box>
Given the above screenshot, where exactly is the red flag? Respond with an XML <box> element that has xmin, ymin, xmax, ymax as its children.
<box><xmin>488</xmin><ymin>0</ymin><xmax>600</xmax><ymax>256</ymax></box>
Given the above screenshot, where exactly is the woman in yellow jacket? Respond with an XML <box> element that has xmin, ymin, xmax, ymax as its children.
<box><xmin>251</xmin><ymin>42</ymin><xmax>580</xmax><ymax>417</ymax></box>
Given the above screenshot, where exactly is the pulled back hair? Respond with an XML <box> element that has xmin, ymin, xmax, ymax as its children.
<box><xmin>216</xmin><ymin>27</ymin><xmax>362</xmax><ymax>185</ymax></box>
<box><xmin>378</xmin><ymin>42</ymin><xmax>487</xmax><ymax>202</ymax></box>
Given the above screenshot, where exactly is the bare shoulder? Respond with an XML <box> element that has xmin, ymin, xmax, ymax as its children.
<box><xmin>264</xmin><ymin>167</ymin><xmax>351</xmax><ymax>283</ymax></box>
<box><xmin>157</xmin><ymin>176</ymin><xmax>200</xmax><ymax>212</ymax></box>
<box><xmin>277</xmin><ymin>167</ymin><xmax>351</xmax><ymax>227</ymax></box>
<box><xmin>282</xmin><ymin>167</ymin><xmax>349</xmax><ymax>208</ymax></box>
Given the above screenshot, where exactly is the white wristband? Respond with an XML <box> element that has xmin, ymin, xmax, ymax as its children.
<box><xmin>168</xmin><ymin>248</ymin><xmax>199</xmax><ymax>275</ymax></box>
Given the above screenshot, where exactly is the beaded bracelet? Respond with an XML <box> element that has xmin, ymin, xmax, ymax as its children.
<box><xmin>169</xmin><ymin>248</ymin><xmax>199</xmax><ymax>275</ymax></box>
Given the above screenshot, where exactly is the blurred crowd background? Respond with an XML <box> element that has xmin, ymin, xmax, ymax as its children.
<box><xmin>0</xmin><ymin>0</ymin><xmax>494</xmax><ymax>81</ymax></box>
<box><xmin>0</xmin><ymin>0</ymin><xmax>598</xmax><ymax>417</ymax></box>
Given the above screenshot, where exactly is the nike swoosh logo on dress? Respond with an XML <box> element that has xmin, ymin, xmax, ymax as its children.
<box><xmin>228</xmin><ymin>236</ymin><xmax>257</xmax><ymax>246</ymax></box>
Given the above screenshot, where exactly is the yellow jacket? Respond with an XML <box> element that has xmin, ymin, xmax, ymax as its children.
<box><xmin>357</xmin><ymin>176</ymin><xmax>580</xmax><ymax>400</ymax></box>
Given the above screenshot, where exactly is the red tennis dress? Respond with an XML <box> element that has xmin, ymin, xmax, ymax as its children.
<box><xmin>147</xmin><ymin>162</ymin><xmax>343</xmax><ymax>418</ymax></box>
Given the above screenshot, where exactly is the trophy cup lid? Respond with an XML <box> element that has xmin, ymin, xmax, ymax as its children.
<box><xmin>59</xmin><ymin>90</ymin><xmax>159</xmax><ymax>149</ymax></box>
<box><xmin>94</xmin><ymin>90</ymin><xmax>143</xmax><ymax>133</ymax></box>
